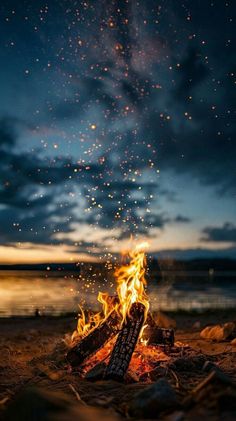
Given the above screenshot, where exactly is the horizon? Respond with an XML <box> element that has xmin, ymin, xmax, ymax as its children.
<box><xmin>1</xmin><ymin>254</ymin><xmax>236</xmax><ymax>267</ymax></box>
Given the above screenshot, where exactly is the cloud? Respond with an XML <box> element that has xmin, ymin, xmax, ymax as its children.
<box><xmin>0</xmin><ymin>116</ymin><xmax>171</xmax><ymax>247</ymax></box>
<box><xmin>155</xmin><ymin>246</ymin><xmax>236</xmax><ymax>260</ymax></box>
<box><xmin>174</xmin><ymin>215</ymin><xmax>191</xmax><ymax>223</ymax></box>
<box><xmin>202</xmin><ymin>223</ymin><xmax>236</xmax><ymax>243</ymax></box>
<box><xmin>0</xmin><ymin>117</ymin><xmax>78</xmax><ymax>245</ymax></box>
<box><xmin>0</xmin><ymin>205</ymin><xmax>74</xmax><ymax>246</ymax></box>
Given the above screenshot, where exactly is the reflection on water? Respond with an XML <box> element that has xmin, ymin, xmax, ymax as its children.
<box><xmin>0</xmin><ymin>270</ymin><xmax>236</xmax><ymax>316</ymax></box>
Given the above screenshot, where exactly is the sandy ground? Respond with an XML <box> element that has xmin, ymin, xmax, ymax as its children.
<box><xmin>0</xmin><ymin>311</ymin><xmax>236</xmax><ymax>420</ymax></box>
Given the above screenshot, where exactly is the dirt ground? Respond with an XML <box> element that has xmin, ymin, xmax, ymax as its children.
<box><xmin>0</xmin><ymin>311</ymin><xmax>236</xmax><ymax>420</ymax></box>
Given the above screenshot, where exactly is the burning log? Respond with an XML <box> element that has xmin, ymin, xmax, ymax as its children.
<box><xmin>143</xmin><ymin>326</ymin><xmax>175</xmax><ymax>347</ymax></box>
<box><xmin>104</xmin><ymin>302</ymin><xmax>145</xmax><ymax>382</ymax></box>
<box><xmin>67</xmin><ymin>310</ymin><xmax>120</xmax><ymax>367</ymax></box>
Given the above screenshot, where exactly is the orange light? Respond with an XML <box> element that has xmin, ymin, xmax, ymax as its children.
<box><xmin>72</xmin><ymin>242</ymin><xmax>149</xmax><ymax>342</ymax></box>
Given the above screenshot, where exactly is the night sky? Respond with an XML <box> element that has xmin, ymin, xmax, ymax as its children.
<box><xmin>0</xmin><ymin>0</ymin><xmax>235</xmax><ymax>263</ymax></box>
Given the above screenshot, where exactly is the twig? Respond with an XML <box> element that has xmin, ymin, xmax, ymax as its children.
<box><xmin>169</xmin><ymin>368</ymin><xmax>180</xmax><ymax>389</ymax></box>
<box><xmin>192</xmin><ymin>371</ymin><xmax>216</xmax><ymax>394</ymax></box>
<box><xmin>0</xmin><ymin>396</ymin><xmax>10</xmax><ymax>406</ymax></box>
<box><xmin>68</xmin><ymin>384</ymin><xmax>86</xmax><ymax>405</ymax></box>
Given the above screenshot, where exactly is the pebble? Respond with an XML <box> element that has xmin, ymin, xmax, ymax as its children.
<box><xmin>200</xmin><ymin>322</ymin><xmax>235</xmax><ymax>341</ymax></box>
<box><xmin>5</xmin><ymin>387</ymin><xmax>119</xmax><ymax>421</ymax></box>
<box><xmin>231</xmin><ymin>338</ymin><xmax>236</xmax><ymax>346</ymax></box>
<box><xmin>129</xmin><ymin>378</ymin><xmax>178</xmax><ymax>418</ymax></box>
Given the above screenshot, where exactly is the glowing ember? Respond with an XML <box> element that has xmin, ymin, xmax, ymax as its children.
<box><xmin>80</xmin><ymin>341</ymin><xmax>170</xmax><ymax>380</ymax></box>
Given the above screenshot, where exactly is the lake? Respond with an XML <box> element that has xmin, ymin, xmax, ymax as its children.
<box><xmin>0</xmin><ymin>270</ymin><xmax>236</xmax><ymax>317</ymax></box>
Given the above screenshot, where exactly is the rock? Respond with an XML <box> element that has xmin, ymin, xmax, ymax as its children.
<box><xmin>164</xmin><ymin>411</ymin><xmax>185</xmax><ymax>421</ymax></box>
<box><xmin>4</xmin><ymin>387</ymin><xmax>119</xmax><ymax>421</ymax></box>
<box><xmin>5</xmin><ymin>387</ymin><xmax>71</xmax><ymax>421</ymax></box>
<box><xmin>231</xmin><ymin>338</ymin><xmax>236</xmax><ymax>346</ymax></box>
<box><xmin>129</xmin><ymin>378</ymin><xmax>178</xmax><ymax>418</ymax></box>
<box><xmin>155</xmin><ymin>311</ymin><xmax>176</xmax><ymax>329</ymax></box>
<box><xmin>169</xmin><ymin>355</ymin><xmax>207</xmax><ymax>372</ymax></box>
<box><xmin>85</xmin><ymin>362</ymin><xmax>106</xmax><ymax>381</ymax></box>
<box><xmin>200</xmin><ymin>322</ymin><xmax>235</xmax><ymax>341</ymax></box>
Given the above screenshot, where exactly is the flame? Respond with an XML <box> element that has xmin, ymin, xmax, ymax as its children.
<box><xmin>116</xmin><ymin>242</ymin><xmax>149</xmax><ymax>323</ymax></box>
<box><xmin>72</xmin><ymin>241</ymin><xmax>149</xmax><ymax>342</ymax></box>
<box><xmin>72</xmin><ymin>292</ymin><xmax>116</xmax><ymax>342</ymax></box>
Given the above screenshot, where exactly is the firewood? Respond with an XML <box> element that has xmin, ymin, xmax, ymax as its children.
<box><xmin>67</xmin><ymin>311</ymin><xmax>120</xmax><ymax>367</ymax></box>
<box><xmin>142</xmin><ymin>326</ymin><xmax>175</xmax><ymax>347</ymax></box>
<box><xmin>104</xmin><ymin>302</ymin><xmax>145</xmax><ymax>382</ymax></box>
<box><xmin>85</xmin><ymin>362</ymin><xmax>107</xmax><ymax>381</ymax></box>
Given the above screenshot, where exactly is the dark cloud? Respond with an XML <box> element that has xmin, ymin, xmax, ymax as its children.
<box><xmin>0</xmin><ymin>116</ymin><xmax>171</xmax><ymax>246</ymax></box>
<box><xmin>174</xmin><ymin>215</ymin><xmax>191</xmax><ymax>223</ymax></box>
<box><xmin>156</xmin><ymin>246</ymin><xmax>236</xmax><ymax>261</ymax></box>
<box><xmin>0</xmin><ymin>204</ymin><xmax>74</xmax><ymax>246</ymax></box>
<box><xmin>0</xmin><ymin>117</ymin><xmax>77</xmax><ymax>245</ymax></box>
<box><xmin>202</xmin><ymin>223</ymin><xmax>236</xmax><ymax>244</ymax></box>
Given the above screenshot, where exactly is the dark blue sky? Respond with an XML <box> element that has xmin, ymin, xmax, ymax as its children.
<box><xmin>0</xmin><ymin>0</ymin><xmax>235</xmax><ymax>262</ymax></box>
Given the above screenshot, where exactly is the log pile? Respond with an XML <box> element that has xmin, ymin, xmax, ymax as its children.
<box><xmin>66</xmin><ymin>303</ymin><xmax>175</xmax><ymax>380</ymax></box>
<box><xmin>67</xmin><ymin>310</ymin><xmax>120</xmax><ymax>367</ymax></box>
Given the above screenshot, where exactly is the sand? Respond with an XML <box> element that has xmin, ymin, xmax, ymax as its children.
<box><xmin>0</xmin><ymin>311</ymin><xmax>236</xmax><ymax>420</ymax></box>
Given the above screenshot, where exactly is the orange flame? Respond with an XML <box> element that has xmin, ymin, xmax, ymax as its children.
<box><xmin>116</xmin><ymin>242</ymin><xmax>149</xmax><ymax>323</ymax></box>
<box><xmin>72</xmin><ymin>242</ymin><xmax>149</xmax><ymax>342</ymax></box>
<box><xmin>72</xmin><ymin>292</ymin><xmax>116</xmax><ymax>342</ymax></box>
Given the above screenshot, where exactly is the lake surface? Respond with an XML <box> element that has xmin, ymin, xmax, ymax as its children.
<box><xmin>0</xmin><ymin>270</ymin><xmax>236</xmax><ymax>317</ymax></box>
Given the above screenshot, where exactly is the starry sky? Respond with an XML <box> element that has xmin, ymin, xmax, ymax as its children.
<box><xmin>0</xmin><ymin>0</ymin><xmax>235</xmax><ymax>263</ymax></box>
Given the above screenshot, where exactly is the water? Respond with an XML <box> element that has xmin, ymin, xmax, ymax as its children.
<box><xmin>0</xmin><ymin>270</ymin><xmax>236</xmax><ymax>317</ymax></box>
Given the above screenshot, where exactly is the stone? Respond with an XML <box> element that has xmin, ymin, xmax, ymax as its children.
<box><xmin>155</xmin><ymin>311</ymin><xmax>176</xmax><ymax>329</ymax></box>
<box><xmin>169</xmin><ymin>355</ymin><xmax>206</xmax><ymax>372</ymax></box>
<box><xmin>164</xmin><ymin>411</ymin><xmax>185</xmax><ymax>421</ymax></box>
<box><xmin>4</xmin><ymin>387</ymin><xmax>119</xmax><ymax>421</ymax></box>
<box><xmin>129</xmin><ymin>378</ymin><xmax>178</xmax><ymax>418</ymax></box>
<box><xmin>200</xmin><ymin>322</ymin><xmax>235</xmax><ymax>341</ymax></box>
<box><xmin>231</xmin><ymin>338</ymin><xmax>236</xmax><ymax>346</ymax></box>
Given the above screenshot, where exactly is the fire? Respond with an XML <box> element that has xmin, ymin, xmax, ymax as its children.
<box><xmin>72</xmin><ymin>242</ymin><xmax>149</xmax><ymax>342</ymax></box>
<box><xmin>72</xmin><ymin>292</ymin><xmax>117</xmax><ymax>342</ymax></box>
<box><xmin>116</xmin><ymin>242</ymin><xmax>149</xmax><ymax>323</ymax></box>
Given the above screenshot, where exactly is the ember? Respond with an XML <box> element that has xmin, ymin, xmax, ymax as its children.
<box><xmin>67</xmin><ymin>243</ymin><xmax>175</xmax><ymax>381</ymax></box>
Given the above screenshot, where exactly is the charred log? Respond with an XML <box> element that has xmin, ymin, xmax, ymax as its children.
<box><xmin>104</xmin><ymin>302</ymin><xmax>145</xmax><ymax>382</ymax></box>
<box><xmin>142</xmin><ymin>326</ymin><xmax>175</xmax><ymax>347</ymax></box>
<box><xmin>67</xmin><ymin>311</ymin><xmax>120</xmax><ymax>367</ymax></box>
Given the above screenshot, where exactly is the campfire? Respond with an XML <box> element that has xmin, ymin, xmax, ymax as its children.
<box><xmin>67</xmin><ymin>243</ymin><xmax>175</xmax><ymax>381</ymax></box>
